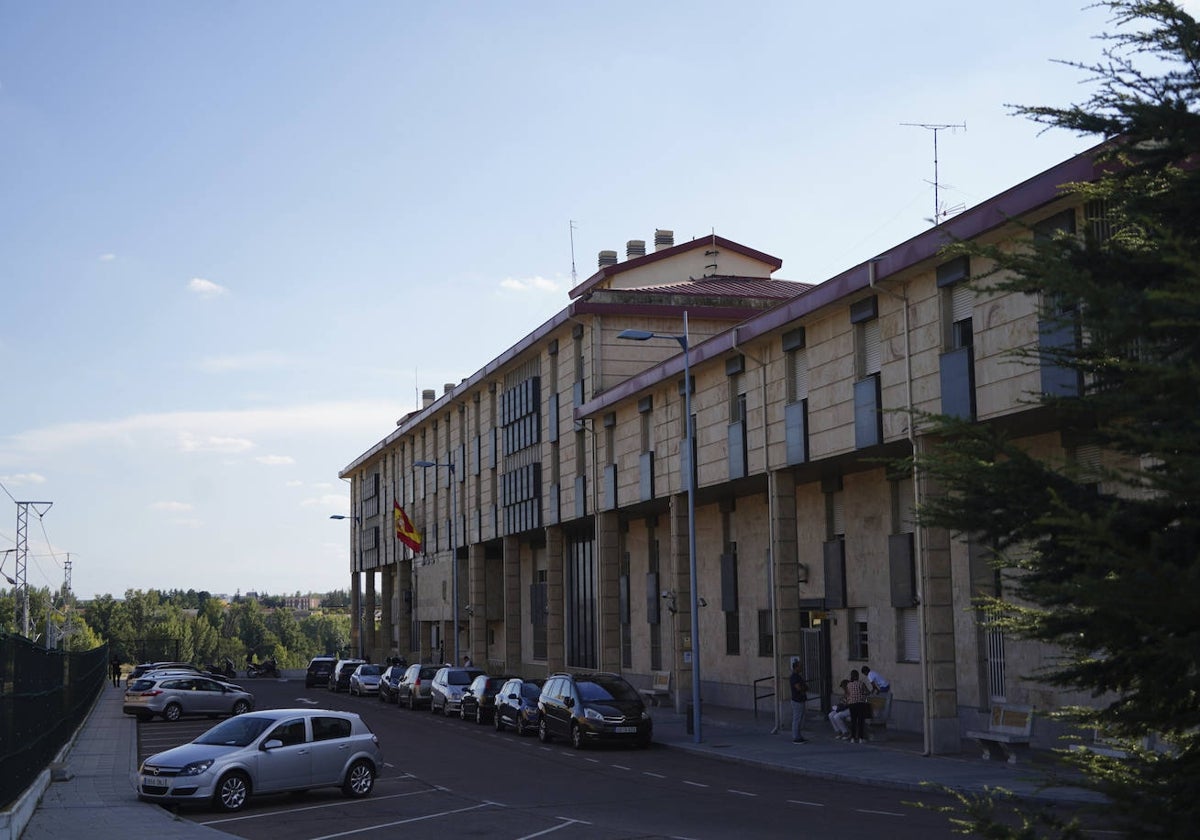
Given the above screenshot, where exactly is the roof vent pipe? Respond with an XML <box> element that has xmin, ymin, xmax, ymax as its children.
<box><xmin>626</xmin><ymin>239</ymin><xmax>646</xmax><ymax>259</ymax></box>
<box><xmin>422</xmin><ymin>389</ymin><xmax>435</xmax><ymax>408</ymax></box>
<box><xmin>443</xmin><ymin>383</ymin><xmax>455</xmax><ymax>395</ymax></box>
<box><xmin>654</xmin><ymin>229</ymin><xmax>674</xmax><ymax>251</ymax></box>
<box><xmin>598</xmin><ymin>250</ymin><xmax>618</xmax><ymax>267</ymax></box>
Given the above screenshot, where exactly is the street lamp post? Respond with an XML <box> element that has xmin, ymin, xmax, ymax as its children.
<box><xmin>415</xmin><ymin>460</ymin><xmax>459</xmax><ymax>664</ymax></box>
<box><xmin>618</xmin><ymin>311</ymin><xmax>701</xmax><ymax>744</ymax></box>
<box><xmin>329</xmin><ymin>515</ymin><xmax>362</xmax><ymax>657</ymax></box>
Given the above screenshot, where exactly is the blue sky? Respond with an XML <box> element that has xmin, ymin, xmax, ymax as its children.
<box><xmin>0</xmin><ymin>2</ymin><xmax>1176</xmax><ymax>601</ymax></box>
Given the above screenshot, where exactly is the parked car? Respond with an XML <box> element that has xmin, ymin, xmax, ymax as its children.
<box><xmin>493</xmin><ymin>677</ymin><xmax>543</xmax><ymax>735</ymax></box>
<box><xmin>123</xmin><ymin>674</ymin><xmax>255</xmax><ymax>723</ymax></box>
<box><xmin>305</xmin><ymin>656</ymin><xmax>337</xmax><ymax>688</ymax></box>
<box><xmin>349</xmin><ymin>664</ymin><xmax>383</xmax><ymax>697</ymax></box>
<box><xmin>538</xmin><ymin>672</ymin><xmax>652</xmax><ymax>749</ymax></box>
<box><xmin>429</xmin><ymin>666</ymin><xmax>485</xmax><ymax>716</ymax></box>
<box><xmin>126</xmin><ymin>661</ymin><xmax>198</xmax><ymax>684</ymax></box>
<box><xmin>459</xmin><ymin>674</ymin><xmax>509</xmax><ymax>724</ymax></box>
<box><xmin>394</xmin><ymin>663</ymin><xmax>439</xmax><ymax>710</ymax></box>
<box><xmin>377</xmin><ymin>664</ymin><xmax>406</xmax><ymax>704</ymax></box>
<box><xmin>136</xmin><ymin>708</ymin><xmax>382</xmax><ymax>812</ymax></box>
<box><xmin>328</xmin><ymin>658</ymin><xmax>366</xmax><ymax>692</ymax></box>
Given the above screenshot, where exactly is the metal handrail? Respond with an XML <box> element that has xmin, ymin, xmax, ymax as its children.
<box><xmin>752</xmin><ymin>675</ymin><xmax>775</xmax><ymax>721</ymax></box>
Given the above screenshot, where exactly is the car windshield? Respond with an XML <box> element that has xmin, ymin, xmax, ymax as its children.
<box><xmin>578</xmin><ymin>677</ymin><xmax>639</xmax><ymax>702</ymax></box>
<box><xmin>194</xmin><ymin>715</ymin><xmax>277</xmax><ymax>747</ymax></box>
<box><xmin>358</xmin><ymin>665</ymin><xmax>381</xmax><ymax>676</ymax></box>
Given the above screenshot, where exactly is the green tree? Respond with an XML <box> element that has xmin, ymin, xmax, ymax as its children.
<box><xmin>912</xmin><ymin>3</ymin><xmax>1200</xmax><ymax>837</ymax></box>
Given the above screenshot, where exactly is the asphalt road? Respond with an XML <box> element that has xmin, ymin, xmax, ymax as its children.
<box><xmin>136</xmin><ymin>677</ymin><xmax>966</xmax><ymax>840</ymax></box>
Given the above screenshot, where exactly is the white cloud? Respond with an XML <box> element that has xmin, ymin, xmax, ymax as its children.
<box><xmin>498</xmin><ymin>275</ymin><xmax>565</xmax><ymax>294</ymax></box>
<box><xmin>301</xmin><ymin>493</ymin><xmax>353</xmax><ymax>511</ymax></box>
<box><xmin>188</xmin><ymin>278</ymin><xmax>228</xmax><ymax>297</ymax></box>
<box><xmin>1</xmin><ymin>472</ymin><xmax>46</xmax><ymax>485</ymax></box>
<box><xmin>178</xmin><ymin>433</ymin><xmax>255</xmax><ymax>454</ymax></box>
<box><xmin>256</xmin><ymin>455</ymin><xmax>295</xmax><ymax>466</ymax></box>
<box><xmin>284</xmin><ymin>479</ymin><xmax>304</xmax><ymax>487</ymax></box>
<box><xmin>196</xmin><ymin>350</ymin><xmax>290</xmax><ymax>373</ymax></box>
<box><xmin>98</xmin><ymin>253</ymin><xmax>116</xmax><ymax>262</ymax></box>
<box><xmin>150</xmin><ymin>501</ymin><xmax>193</xmax><ymax>512</ymax></box>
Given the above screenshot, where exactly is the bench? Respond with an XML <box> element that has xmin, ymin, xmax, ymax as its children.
<box><xmin>866</xmin><ymin>692</ymin><xmax>892</xmax><ymax>740</ymax></box>
<box><xmin>965</xmin><ymin>703</ymin><xmax>1035</xmax><ymax>764</ymax></box>
<box><xmin>639</xmin><ymin>670</ymin><xmax>671</xmax><ymax>707</ymax></box>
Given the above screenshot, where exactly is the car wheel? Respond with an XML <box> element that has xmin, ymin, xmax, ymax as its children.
<box><xmin>516</xmin><ymin>715</ymin><xmax>528</xmax><ymax>737</ymax></box>
<box><xmin>494</xmin><ymin>711</ymin><xmax>504</xmax><ymax>732</ymax></box>
<box><xmin>163</xmin><ymin>703</ymin><xmax>182</xmax><ymax>723</ymax></box>
<box><xmin>342</xmin><ymin>759</ymin><xmax>375</xmax><ymax>798</ymax></box>
<box><xmin>214</xmin><ymin>771</ymin><xmax>250</xmax><ymax>812</ymax></box>
<box><xmin>459</xmin><ymin>704</ymin><xmax>469</xmax><ymax>721</ymax></box>
<box><xmin>407</xmin><ymin>694</ymin><xmax>416</xmax><ymax>711</ymax></box>
<box><xmin>538</xmin><ymin>716</ymin><xmax>552</xmax><ymax>743</ymax></box>
<box><xmin>476</xmin><ymin>706</ymin><xmax>485</xmax><ymax>725</ymax></box>
<box><xmin>231</xmin><ymin>699</ymin><xmax>250</xmax><ymax>716</ymax></box>
<box><xmin>571</xmin><ymin>723</ymin><xmax>586</xmax><ymax>750</ymax></box>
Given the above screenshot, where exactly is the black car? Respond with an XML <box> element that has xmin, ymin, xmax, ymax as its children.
<box><xmin>305</xmin><ymin>656</ymin><xmax>337</xmax><ymax>688</ymax></box>
<box><xmin>328</xmin><ymin>659</ymin><xmax>366</xmax><ymax>692</ymax></box>
<box><xmin>493</xmin><ymin>677</ymin><xmax>543</xmax><ymax>735</ymax></box>
<box><xmin>377</xmin><ymin>664</ymin><xmax>407</xmax><ymax>704</ymax></box>
<box><xmin>459</xmin><ymin>675</ymin><xmax>509</xmax><ymax>724</ymax></box>
<box><xmin>538</xmin><ymin>672</ymin><xmax>652</xmax><ymax>749</ymax></box>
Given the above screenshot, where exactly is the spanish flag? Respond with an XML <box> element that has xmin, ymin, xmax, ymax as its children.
<box><xmin>394</xmin><ymin>500</ymin><xmax>422</xmax><ymax>553</ymax></box>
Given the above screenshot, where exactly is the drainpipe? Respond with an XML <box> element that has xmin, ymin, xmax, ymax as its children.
<box><xmin>732</xmin><ymin>328</ymin><xmax>780</xmax><ymax>735</ymax></box>
<box><xmin>868</xmin><ymin>259</ymin><xmax>933</xmax><ymax>757</ymax></box>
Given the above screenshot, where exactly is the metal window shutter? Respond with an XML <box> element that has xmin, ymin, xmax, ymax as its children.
<box><xmin>951</xmin><ymin>283</ymin><xmax>973</xmax><ymax>323</ymax></box>
<box><xmin>790</xmin><ymin>348</ymin><xmax>809</xmax><ymax>401</ymax></box>
<box><xmin>902</xmin><ymin>608</ymin><xmax>920</xmax><ymax>661</ymax></box>
<box><xmin>862</xmin><ymin>319</ymin><xmax>881</xmax><ymax>374</ymax></box>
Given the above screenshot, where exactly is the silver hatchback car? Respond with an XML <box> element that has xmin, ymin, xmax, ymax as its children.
<box><xmin>137</xmin><ymin>708</ymin><xmax>382</xmax><ymax>812</ymax></box>
<box><xmin>123</xmin><ymin>674</ymin><xmax>254</xmax><ymax>722</ymax></box>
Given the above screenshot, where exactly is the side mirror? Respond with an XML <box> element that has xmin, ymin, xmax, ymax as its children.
<box><xmin>565</xmin><ymin>697</ymin><xmax>575</xmax><ymax>709</ymax></box>
<box><xmin>261</xmin><ymin>739</ymin><xmax>283</xmax><ymax>751</ymax></box>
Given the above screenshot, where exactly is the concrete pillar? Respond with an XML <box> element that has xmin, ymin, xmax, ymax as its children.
<box><xmin>350</xmin><ymin>572</ymin><xmax>361</xmax><ymax>659</ymax></box>
<box><xmin>668</xmin><ymin>492</ymin><xmax>692</xmax><ymax>713</ymax></box>
<box><xmin>770</xmin><ymin>470</ymin><xmax>802</xmax><ymax>713</ymax></box>
<box><xmin>364</xmin><ymin>571</ymin><xmax>377</xmax><ymax>660</ymax></box>
<box><xmin>546</xmin><ymin>525</ymin><xmax>565</xmax><ymax>672</ymax></box>
<box><xmin>596</xmin><ymin>510</ymin><xmax>622</xmax><ymax>672</ymax></box>
<box><xmin>468</xmin><ymin>542</ymin><xmax>486</xmax><ymax>665</ymax></box>
<box><xmin>380</xmin><ymin>564</ymin><xmax>395</xmax><ymax>661</ymax></box>
<box><xmin>502</xmin><ymin>535</ymin><xmax>522</xmax><ymax>671</ymax></box>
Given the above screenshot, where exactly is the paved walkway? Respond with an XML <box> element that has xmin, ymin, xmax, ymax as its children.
<box><xmin>13</xmin><ymin>683</ymin><xmax>1099</xmax><ymax>839</ymax></box>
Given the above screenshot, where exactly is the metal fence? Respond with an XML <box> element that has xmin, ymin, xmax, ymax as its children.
<box><xmin>0</xmin><ymin>633</ymin><xmax>106</xmax><ymax>810</ymax></box>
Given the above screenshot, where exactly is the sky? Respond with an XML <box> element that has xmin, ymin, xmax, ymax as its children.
<box><xmin>1</xmin><ymin>1</ymin><xmax>1189</xmax><ymax>602</ymax></box>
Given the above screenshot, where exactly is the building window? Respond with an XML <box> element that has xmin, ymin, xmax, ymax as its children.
<box><xmin>757</xmin><ymin>609</ymin><xmax>773</xmax><ymax>657</ymax></box>
<box><xmin>856</xmin><ymin>316</ymin><xmax>881</xmax><ymax>379</ymax></box>
<box><xmin>897</xmin><ymin>608</ymin><xmax>920</xmax><ymax>662</ymax></box>
<box><xmin>849</xmin><ymin>608</ymin><xmax>869</xmax><ymax>660</ymax></box>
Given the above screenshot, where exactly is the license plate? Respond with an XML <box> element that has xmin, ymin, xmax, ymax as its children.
<box><xmin>614</xmin><ymin>726</ymin><xmax>636</xmax><ymax>734</ymax></box>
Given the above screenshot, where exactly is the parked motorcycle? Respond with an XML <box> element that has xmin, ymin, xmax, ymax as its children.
<box><xmin>246</xmin><ymin>657</ymin><xmax>279</xmax><ymax>679</ymax></box>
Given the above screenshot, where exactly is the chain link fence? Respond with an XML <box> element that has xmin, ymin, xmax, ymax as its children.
<box><xmin>0</xmin><ymin>633</ymin><xmax>106</xmax><ymax>810</ymax></box>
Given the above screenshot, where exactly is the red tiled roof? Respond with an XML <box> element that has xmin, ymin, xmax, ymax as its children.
<box><xmin>615</xmin><ymin>276</ymin><xmax>809</xmax><ymax>300</ymax></box>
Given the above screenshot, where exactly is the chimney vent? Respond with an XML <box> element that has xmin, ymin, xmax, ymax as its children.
<box><xmin>443</xmin><ymin>382</ymin><xmax>454</xmax><ymax>395</ymax></box>
<box><xmin>654</xmin><ymin>229</ymin><xmax>674</xmax><ymax>251</ymax></box>
<box><xmin>598</xmin><ymin>250</ymin><xmax>618</xmax><ymax>268</ymax></box>
<box><xmin>422</xmin><ymin>389</ymin><xmax>435</xmax><ymax>408</ymax></box>
<box><xmin>626</xmin><ymin>239</ymin><xmax>646</xmax><ymax>259</ymax></box>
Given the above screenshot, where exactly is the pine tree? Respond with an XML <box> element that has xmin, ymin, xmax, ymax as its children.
<box><xmin>913</xmin><ymin>3</ymin><xmax>1200</xmax><ymax>836</ymax></box>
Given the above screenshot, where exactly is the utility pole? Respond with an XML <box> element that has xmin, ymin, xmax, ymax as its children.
<box><xmin>14</xmin><ymin>501</ymin><xmax>53</xmax><ymax>638</ymax></box>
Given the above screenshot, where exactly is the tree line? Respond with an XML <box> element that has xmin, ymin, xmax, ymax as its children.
<box><xmin>0</xmin><ymin>586</ymin><xmax>353</xmax><ymax>670</ymax></box>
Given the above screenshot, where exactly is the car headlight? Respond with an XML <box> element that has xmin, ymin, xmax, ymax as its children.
<box><xmin>584</xmin><ymin>707</ymin><xmax>604</xmax><ymax>721</ymax></box>
<box><xmin>178</xmin><ymin>759</ymin><xmax>214</xmax><ymax>777</ymax></box>
<box><xmin>641</xmin><ymin>710</ymin><xmax>651</xmax><ymax>720</ymax></box>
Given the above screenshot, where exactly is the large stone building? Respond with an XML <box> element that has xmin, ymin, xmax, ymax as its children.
<box><xmin>337</xmin><ymin>143</ymin><xmax>1106</xmax><ymax>754</ymax></box>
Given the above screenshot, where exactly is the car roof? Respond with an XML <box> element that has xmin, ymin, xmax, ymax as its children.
<box><xmin>242</xmin><ymin>708</ymin><xmax>360</xmax><ymax>720</ymax></box>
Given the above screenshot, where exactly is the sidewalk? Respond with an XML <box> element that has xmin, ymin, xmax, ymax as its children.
<box><xmin>13</xmin><ymin>683</ymin><xmax>1100</xmax><ymax>839</ymax></box>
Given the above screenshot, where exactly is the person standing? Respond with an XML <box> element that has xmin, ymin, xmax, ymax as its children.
<box><xmin>109</xmin><ymin>654</ymin><xmax>121</xmax><ymax>687</ymax></box>
<box><xmin>845</xmin><ymin>669</ymin><xmax>870</xmax><ymax>743</ymax></box>
<box><xmin>789</xmin><ymin>658</ymin><xmax>808</xmax><ymax>743</ymax></box>
<box><xmin>462</xmin><ymin>654</ymin><xmax>474</xmax><ymax>668</ymax></box>
<box><xmin>862</xmin><ymin>665</ymin><xmax>890</xmax><ymax>694</ymax></box>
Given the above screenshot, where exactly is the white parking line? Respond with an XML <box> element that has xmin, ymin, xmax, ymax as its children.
<box><xmin>309</xmin><ymin>802</ymin><xmax>494</xmax><ymax>839</ymax></box>
<box><xmin>200</xmin><ymin>789</ymin><xmax>439</xmax><ymax>825</ymax></box>
<box><xmin>682</xmin><ymin>780</ymin><xmax>708</xmax><ymax>788</ymax></box>
<box><xmin>855</xmin><ymin>808</ymin><xmax>905</xmax><ymax>817</ymax></box>
<box><xmin>787</xmin><ymin>799</ymin><xmax>825</xmax><ymax>807</ymax></box>
<box><xmin>611</xmin><ymin>764</ymin><xmax>631</xmax><ymax>770</ymax></box>
<box><xmin>728</xmin><ymin>789</ymin><xmax>756</xmax><ymax>797</ymax></box>
<box><xmin>643</xmin><ymin>771</ymin><xmax>666</xmax><ymax>779</ymax></box>
<box><xmin>516</xmin><ymin>817</ymin><xmax>590</xmax><ymax>838</ymax></box>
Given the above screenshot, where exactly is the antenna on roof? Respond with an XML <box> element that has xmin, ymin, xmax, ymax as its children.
<box><xmin>569</xmin><ymin>220</ymin><xmax>578</xmax><ymax>285</ymax></box>
<box><xmin>901</xmin><ymin>121</ymin><xmax>966</xmax><ymax>225</ymax></box>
